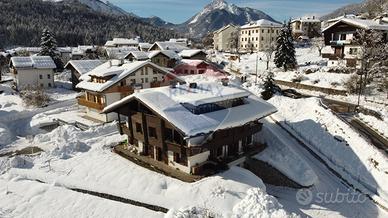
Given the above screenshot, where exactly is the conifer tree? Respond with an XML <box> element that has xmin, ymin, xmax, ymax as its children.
<box><xmin>39</xmin><ymin>28</ymin><xmax>63</xmax><ymax>70</ymax></box>
<box><xmin>274</xmin><ymin>21</ymin><xmax>297</xmax><ymax>71</ymax></box>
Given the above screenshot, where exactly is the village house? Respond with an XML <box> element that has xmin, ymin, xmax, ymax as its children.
<box><xmin>102</xmin><ymin>82</ymin><xmax>277</xmax><ymax>175</ymax></box>
<box><xmin>173</xmin><ymin>59</ymin><xmax>228</xmax><ymax>79</ymax></box>
<box><xmin>322</xmin><ymin>14</ymin><xmax>357</xmax><ymax>28</ymax></box>
<box><xmin>105</xmin><ymin>37</ymin><xmax>140</xmax><ymax>48</ymax></box>
<box><xmin>239</xmin><ymin>19</ymin><xmax>282</xmax><ymax>53</ymax></box>
<box><xmin>9</xmin><ymin>56</ymin><xmax>56</xmax><ymax>89</ymax></box>
<box><xmin>178</xmin><ymin>49</ymin><xmax>208</xmax><ymax>60</ymax></box>
<box><xmin>138</xmin><ymin>43</ymin><xmax>152</xmax><ymax>52</ymax></box>
<box><xmin>290</xmin><ymin>16</ymin><xmax>321</xmax><ymax>38</ymax></box>
<box><xmin>213</xmin><ymin>24</ymin><xmax>239</xmax><ymax>52</ymax></box>
<box><xmin>148</xmin><ymin>41</ymin><xmax>189</xmax><ymax>53</ymax></box>
<box><xmin>76</xmin><ymin>60</ymin><xmax>181</xmax><ymax>122</ymax></box>
<box><xmin>64</xmin><ymin>59</ymin><xmax>104</xmax><ymax>90</ymax></box>
<box><xmin>322</xmin><ymin>18</ymin><xmax>388</xmax><ymax>68</ymax></box>
<box><xmin>124</xmin><ymin>50</ymin><xmax>181</xmax><ymax>68</ymax></box>
<box><xmin>106</xmin><ymin>47</ymin><xmax>139</xmax><ymax>59</ymax></box>
<box><xmin>71</xmin><ymin>46</ymin><xmax>97</xmax><ymax>60</ymax></box>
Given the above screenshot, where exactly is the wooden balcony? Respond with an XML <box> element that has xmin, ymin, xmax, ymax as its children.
<box><xmin>77</xmin><ymin>97</ymin><xmax>105</xmax><ymax>111</ymax></box>
<box><xmin>107</xmin><ymin>85</ymin><xmax>134</xmax><ymax>93</ymax></box>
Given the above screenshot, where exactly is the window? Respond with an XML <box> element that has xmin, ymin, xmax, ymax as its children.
<box><xmin>153</xmin><ymin>69</ymin><xmax>157</xmax><ymax>74</ymax></box>
<box><xmin>130</xmin><ymin>79</ymin><xmax>136</xmax><ymax>84</ymax></box>
<box><xmin>262</xmin><ymin>29</ymin><xmax>264</xmax><ymax>33</ymax></box>
<box><xmin>349</xmin><ymin>48</ymin><xmax>358</xmax><ymax>55</ymax></box>
<box><xmin>256</xmin><ymin>30</ymin><xmax>258</xmax><ymax>33</ymax></box>
<box><xmin>40</xmin><ymin>83</ymin><xmax>43</xmax><ymax>87</ymax></box>
<box><xmin>268</xmin><ymin>29</ymin><xmax>270</xmax><ymax>33</ymax></box>
<box><xmin>256</xmin><ymin>37</ymin><xmax>258</xmax><ymax>41</ymax></box>
<box><xmin>141</xmin><ymin>78</ymin><xmax>144</xmax><ymax>83</ymax></box>
<box><xmin>190</xmin><ymin>70</ymin><xmax>195</xmax><ymax>74</ymax></box>
<box><xmin>272</xmin><ymin>29</ymin><xmax>274</xmax><ymax>33</ymax></box>
<box><xmin>145</xmin><ymin>78</ymin><xmax>148</xmax><ymax>83</ymax></box>
<box><xmin>153</xmin><ymin>77</ymin><xmax>158</xmax><ymax>81</ymax></box>
<box><xmin>184</xmin><ymin>69</ymin><xmax>188</xmax><ymax>74</ymax></box>
<box><xmin>141</xmin><ymin>69</ymin><xmax>144</xmax><ymax>75</ymax></box>
<box><xmin>47</xmin><ymin>74</ymin><xmax>51</xmax><ymax>79</ymax></box>
<box><xmin>198</xmin><ymin>70</ymin><xmax>205</xmax><ymax>74</ymax></box>
<box><xmin>39</xmin><ymin>75</ymin><xmax>43</xmax><ymax>79</ymax></box>
<box><xmin>261</xmin><ymin>37</ymin><xmax>264</xmax><ymax>41</ymax></box>
<box><xmin>135</xmin><ymin>122</ymin><xmax>142</xmax><ymax>133</ymax></box>
<box><xmin>165</xmin><ymin>128</ymin><xmax>173</xmax><ymax>142</ymax></box>
<box><xmin>148</xmin><ymin>127</ymin><xmax>157</xmax><ymax>138</ymax></box>
<box><xmin>48</xmin><ymin>83</ymin><xmax>52</xmax><ymax>87</ymax></box>
<box><xmin>120</xmin><ymin>81</ymin><xmax>126</xmax><ymax>86</ymax></box>
<box><xmin>340</xmin><ymin>34</ymin><xmax>346</xmax><ymax>40</ymax></box>
<box><xmin>145</xmin><ymin>69</ymin><xmax>148</xmax><ymax>75</ymax></box>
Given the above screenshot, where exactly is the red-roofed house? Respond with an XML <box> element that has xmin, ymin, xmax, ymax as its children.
<box><xmin>173</xmin><ymin>60</ymin><xmax>229</xmax><ymax>79</ymax></box>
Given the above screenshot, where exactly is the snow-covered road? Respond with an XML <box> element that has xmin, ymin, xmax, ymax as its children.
<box><xmin>263</xmin><ymin>117</ymin><xmax>388</xmax><ymax>218</ymax></box>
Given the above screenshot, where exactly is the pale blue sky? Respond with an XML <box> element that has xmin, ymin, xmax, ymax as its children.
<box><xmin>108</xmin><ymin>0</ymin><xmax>363</xmax><ymax>23</ymax></box>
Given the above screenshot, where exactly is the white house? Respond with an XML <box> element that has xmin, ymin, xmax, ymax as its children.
<box><xmin>290</xmin><ymin>16</ymin><xmax>321</xmax><ymax>38</ymax></box>
<box><xmin>9</xmin><ymin>56</ymin><xmax>56</xmax><ymax>89</ymax></box>
<box><xmin>213</xmin><ymin>24</ymin><xmax>239</xmax><ymax>52</ymax></box>
<box><xmin>105</xmin><ymin>38</ymin><xmax>140</xmax><ymax>48</ymax></box>
<box><xmin>239</xmin><ymin>19</ymin><xmax>282</xmax><ymax>52</ymax></box>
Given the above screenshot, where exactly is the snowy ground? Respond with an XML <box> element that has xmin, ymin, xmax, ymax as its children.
<box><xmin>269</xmin><ymin>95</ymin><xmax>388</xmax><ymax>207</ymax></box>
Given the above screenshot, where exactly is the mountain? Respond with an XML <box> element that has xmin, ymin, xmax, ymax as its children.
<box><xmin>177</xmin><ymin>0</ymin><xmax>276</xmax><ymax>38</ymax></box>
<box><xmin>0</xmin><ymin>0</ymin><xmax>178</xmax><ymax>47</ymax></box>
<box><xmin>44</xmin><ymin>0</ymin><xmax>132</xmax><ymax>16</ymax></box>
<box><xmin>321</xmin><ymin>0</ymin><xmax>388</xmax><ymax>20</ymax></box>
<box><xmin>140</xmin><ymin>16</ymin><xmax>176</xmax><ymax>29</ymax></box>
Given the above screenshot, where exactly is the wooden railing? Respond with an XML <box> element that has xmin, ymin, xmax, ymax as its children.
<box><xmin>108</xmin><ymin>86</ymin><xmax>134</xmax><ymax>93</ymax></box>
<box><xmin>77</xmin><ymin>97</ymin><xmax>105</xmax><ymax>111</ymax></box>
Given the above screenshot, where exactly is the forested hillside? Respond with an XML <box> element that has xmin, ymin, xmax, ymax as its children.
<box><xmin>0</xmin><ymin>0</ymin><xmax>179</xmax><ymax>48</ymax></box>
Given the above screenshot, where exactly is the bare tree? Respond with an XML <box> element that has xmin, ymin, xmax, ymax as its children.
<box><xmin>19</xmin><ymin>85</ymin><xmax>50</xmax><ymax>107</ymax></box>
<box><xmin>263</xmin><ymin>42</ymin><xmax>276</xmax><ymax>70</ymax></box>
<box><xmin>354</xmin><ymin>29</ymin><xmax>388</xmax><ymax>88</ymax></box>
<box><xmin>227</xmin><ymin>30</ymin><xmax>239</xmax><ymax>54</ymax></box>
<box><xmin>311</xmin><ymin>37</ymin><xmax>325</xmax><ymax>56</ymax></box>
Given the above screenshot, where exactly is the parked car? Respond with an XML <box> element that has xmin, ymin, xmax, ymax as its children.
<box><xmin>282</xmin><ymin>89</ymin><xmax>303</xmax><ymax>99</ymax></box>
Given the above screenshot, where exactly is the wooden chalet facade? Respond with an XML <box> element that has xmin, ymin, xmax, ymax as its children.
<box><xmin>322</xmin><ymin>18</ymin><xmax>388</xmax><ymax>68</ymax></box>
<box><xmin>76</xmin><ymin>60</ymin><xmax>181</xmax><ymax>122</ymax></box>
<box><xmin>103</xmin><ymin>82</ymin><xmax>277</xmax><ymax>175</ymax></box>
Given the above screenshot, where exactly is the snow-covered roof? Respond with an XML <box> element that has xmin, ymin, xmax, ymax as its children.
<box><xmin>57</xmin><ymin>47</ymin><xmax>72</xmax><ymax>53</ymax></box>
<box><xmin>327</xmin><ymin>14</ymin><xmax>356</xmax><ymax>23</ymax></box>
<box><xmin>106</xmin><ymin>47</ymin><xmax>139</xmax><ymax>59</ymax></box>
<box><xmin>150</xmin><ymin>42</ymin><xmax>189</xmax><ymax>52</ymax></box>
<box><xmin>105</xmin><ymin>38</ymin><xmax>139</xmax><ymax>47</ymax></box>
<box><xmin>148</xmin><ymin>50</ymin><xmax>181</xmax><ymax>60</ymax></box>
<box><xmin>77</xmin><ymin>60</ymin><xmax>174</xmax><ymax>92</ymax></box>
<box><xmin>322</xmin><ymin>18</ymin><xmax>388</xmax><ymax>32</ymax></box>
<box><xmin>10</xmin><ymin>56</ymin><xmax>56</xmax><ymax>69</ymax></box>
<box><xmin>179</xmin><ymin>59</ymin><xmax>206</xmax><ymax>67</ymax></box>
<box><xmin>138</xmin><ymin>43</ymin><xmax>152</xmax><ymax>49</ymax></box>
<box><xmin>125</xmin><ymin>51</ymin><xmax>150</xmax><ymax>60</ymax></box>
<box><xmin>103</xmin><ymin>82</ymin><xmax>277</xmax><ymax>137</ymax></box>
<box><xmin>214</xmin><ymin>24</ymin><xmax>238</xmax><ymax>34</ymax></box>
<box><xmin>179</xmin><ymin>49</ymin><xmax>207</xmax><ymax>58</ymax></box>
<box><xmin>291</xmin><ymin>17</ymin><xmax>320</xmax><ymax>23</ymax></box>
<box><xmin>241</xmin><ymin>19</ymin><xmax>282</xmax><ymax>29</ymax></box>
<box><xmin>14</xmin><ymin>47</ymin><xmax>42</xmax><ymax>53</ymax></box>
<box><xmin>65</xmin><ymin>60</ymin><xmax>105</xmax><ymax>75</ymax></box>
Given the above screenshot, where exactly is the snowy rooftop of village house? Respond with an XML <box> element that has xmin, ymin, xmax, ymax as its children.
<box><xmin>105</xmin><ymin>38</ymin><xmax>140</xmax><ymax>47</ymax></box>
<box><xmin>65</xmin><ymin>59</ymin><xmax>105</xmax><ymax>75</ymax></box>
<box><xmin>152</xmin><ymin>41</ymin><xmax>189</xmax><ymax>52</ymax></box>
<box><xmin>148</xmin><ymin>50</ymin><xmax>181</xmax><ymax>60</ymax></box>
<box><xmin>178</xmin><ymin>59</ymin><xmax>206</xmax><ymax>67</ymax></box>
<box><xmin>138</xmin><ymin>42</ymin><xmax>152</xmax><ymax>49</ymax></box>
<box><xmin>106</xmin><ymin>47</ymin><xmax>139</xmax><ymax>59</ymax></box>
<box><xmin>323</xmin><ymin>18</ymin><xmax>388</xmax><ymax>32</ymax></box>
<box><xmin>178</xmin><ymin>49</ymin><xmax>206</xmax><ymax>58</ymax></box>
<box><xmin>76</xmin><ymin>60</ymin><xmax>173</xmax><ymax>92</ymax></box>
<box><xmin>241</xmin><ymin>19</ymin><xmax>282</xmax><ymax>29</ymax></box>
<box><xmin>103</xmin><ymin>82</ymin><xmax>277</xmax><ymax>137</ymax></box>
<box><xmin>125</xmin><ymin>51</ymin><xmax>150</xmax><ymax>60</ymax></box>
<box><xmin>291</xmin><ymin>17</ymin><xmax>320</xmax><ymax>23</ymax></box>
<box><xmin>10</xmin><ymin>56</ymin><xmax>56</xmax><ymax>69</ymax></box>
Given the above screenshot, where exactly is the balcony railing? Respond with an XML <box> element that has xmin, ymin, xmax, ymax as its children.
<box><xmin>77</xmin><ymin>96</ymin><xmax>105</xmax><ymax>111</ymax></box>
<box><xmin>330</xmin><ymin>40</ymin><xmax>352</xmax><ymax>46</ymax></box>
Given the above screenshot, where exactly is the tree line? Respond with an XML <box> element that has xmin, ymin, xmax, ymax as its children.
<box><xmin>0</xmin><ymin>0</ymin><xmax>179</xmax><ymax>48</ymax></box>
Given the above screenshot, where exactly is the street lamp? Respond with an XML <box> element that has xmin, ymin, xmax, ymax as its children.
<box><xmin>255</xmin><ymin>53</ymin><xmax>262</xmax><ymax>84</ymax></box>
